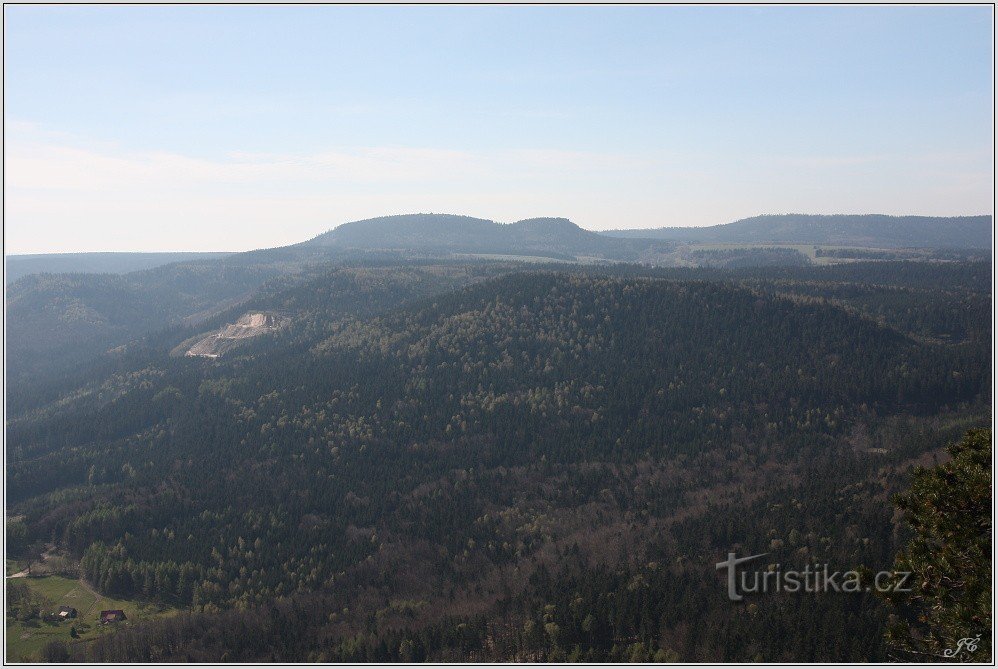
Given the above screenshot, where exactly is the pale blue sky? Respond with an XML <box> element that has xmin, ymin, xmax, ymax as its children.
<box><xmin>4</xmin><ymin>5</ymin><xmax>993</xmax><ymax>253</ymax></box>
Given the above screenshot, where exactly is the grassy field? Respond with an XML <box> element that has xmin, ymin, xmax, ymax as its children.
<box><xmin>683</xmin><ymin>242</ymin><xmax>944</xmax><ymax>266</ymax></box>
<box><xmin>6</xmin><ymin>575</ymin><xmax>178</xmax><ymax>662</ymax></box>
<box><xmin>453</xmin><ymin>252</ymin><xmax>574</xmax><ymax>263</ymax></box>
<box><xmin>684</xmin><ymin>242</ymin><xmax>844</xmax><ymax>265</ymax></box>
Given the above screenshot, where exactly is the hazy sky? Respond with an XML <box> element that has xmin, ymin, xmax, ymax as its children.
<box><xmin>4</xmin><ymin>5</ymin><xmax>993</xmax><ymax>253</ymax></box>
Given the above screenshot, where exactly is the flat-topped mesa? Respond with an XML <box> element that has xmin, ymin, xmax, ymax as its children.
<box><xmin>185</xmin><ymin>312</ymin><xmax>287</xmax><ymax>358</ymax></box>
<box><xmin>298</xmin><ymin>213</ymin><xmax>633</xmax><ymax>259</ymax></box>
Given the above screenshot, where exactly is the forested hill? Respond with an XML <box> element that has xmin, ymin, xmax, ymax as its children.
<box><xmin>302</xmin><ymin>213</ymin><xmax>648</xmax><ymax>259</ymax></box>
<box><xmin>8</xmin><ymin>212</ymin><xmax>988</xmax><ymax>389</ymax></box>
<box><xmin>603</xmin><ymin>214</ymin><xmax>993</xmax><ymax>248</ymax></box>
<box><xmin>6</xmin><ymin>260</ymin><xmax>991</xmax><ymax>661</ymax></box>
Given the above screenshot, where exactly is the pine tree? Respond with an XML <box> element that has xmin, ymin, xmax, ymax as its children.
<box><xmin>883</xmin><ymin>428</ymin><xmax>991</xmax><ymax>662</ymax></box>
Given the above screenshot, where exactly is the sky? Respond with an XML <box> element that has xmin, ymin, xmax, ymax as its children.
<box><xmin>4</xmin><ymin>5</ymin><xmax>994</xmax><ymax>253</ymax></box>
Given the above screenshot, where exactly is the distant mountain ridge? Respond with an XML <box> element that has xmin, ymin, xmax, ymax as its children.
<box><xmin>5</xmin><ymin>251</ymin><xmax>233</xmax><ymax>284</ymax></box>
<box><xmin>602</xmin><ymin>214</ymin><xmax>993</xmax><ymax>249</ymax></box>
<box><xmin>7</xmin><ymin>211</ymin><xmax>989</xmax><ymax>385</ymax></box>
<box><xmin>303</xmin><ymin>213</ymin><xmax>645</xmax><ymax>259</ymax></box>
<box><xmin>305</xmin><ymin>212</ymin><xmax>992</xmax><ymax>256</ymax></box>
<box><xmin>8</xmin><ymin>213</ymin><xmax>989</xmax><ymax>288</ymax></box>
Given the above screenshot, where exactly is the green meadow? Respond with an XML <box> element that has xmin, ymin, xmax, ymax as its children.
<box><xmin>6</xmin><ymin>575</ymin><xmax>177</xmax><ymax>662</ymax></box>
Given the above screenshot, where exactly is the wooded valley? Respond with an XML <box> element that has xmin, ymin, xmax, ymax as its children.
<box><xmin>6</xmin><ymin>248</ymin><xmax>991</xmax><ymax>661</ymax></box>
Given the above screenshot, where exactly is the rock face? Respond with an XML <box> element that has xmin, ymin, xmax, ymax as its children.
<box><xmin>185</xmin><ymin>312</ymin><xmax>286</xmax><ymax>358</ymax></box>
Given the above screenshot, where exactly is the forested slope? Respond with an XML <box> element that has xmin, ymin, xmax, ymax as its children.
<box><xmin>603</xmin><ymin>214</ymin><xmax>993</xmax><ymax>249</ymax></box>
<box><xmin>6</xmin><ymin>261</ymin><xmax>991</xmax><ymax>661</ymax></box>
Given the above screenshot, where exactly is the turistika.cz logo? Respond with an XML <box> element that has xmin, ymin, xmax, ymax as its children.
<box><xmin>715</xmin><ymin>552</ymin><xmax>912</xmax><ymax>602</ymax></box>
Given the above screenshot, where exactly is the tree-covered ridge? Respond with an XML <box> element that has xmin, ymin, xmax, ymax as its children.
<box><xmin>303</xmin><ymin>213</ymin><xmax>650</xmax><ymax>259</ymax></box>
<box><xmin>8</xmin><ymin>211</ymin><xmax>990</xmax><ymax>400</ymax></box>
<box><xmin>603</xmin><ymin>214</ymin><xmax>993</xmax><ymax>249</ymax></box>
<box><xmin>6</xmin><ymin>262</ymin><xmax>991</xmax><ymax>661</ymax></box>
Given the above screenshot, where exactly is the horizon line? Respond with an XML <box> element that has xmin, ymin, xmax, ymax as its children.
<box><xmin>5</xmin><ymin>211</ymin><xmax>993</xmax><ymax>256</ymax></box>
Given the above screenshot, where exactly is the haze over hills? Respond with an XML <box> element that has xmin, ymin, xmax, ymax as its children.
<box><xmin>303</xmin><ymin>213</ymin><xmax>647</xmax><ymax>260</ymax></box>
<box><xmin>6</xmin><ymin>213</ymin><xmax>991</xmax><ymax>287</ymax></box>
<box><xmin>602</xmin><ymin>214</ymin><xmax>993</xmax><ymax>249</ymax></box>
<box><xmin>305</xmin><ymin>212</ymin><xmax>994</xmax><ymax>255</ymax></box>
<box><xmin>5</xmin><ymin>4</ymin><xmax>993</xmax><ymax>661</ymax></box>
<box><xmin>5</xmin><ymin>251</ymin><xmax>233</xmax><ymax>284</ymax></box>
<box><xmin>5</xmin><ymin>211</ymin><xmax>990</xmax><ymax>394</ymax></box>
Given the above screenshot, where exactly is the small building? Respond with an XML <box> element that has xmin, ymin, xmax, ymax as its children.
<box><xmin>58</xmin><ymin>606</ymin><xmax>77</xmax><ymax>619</ymax></box>
<box><xmin>99</xmin><ymin>609</ymin><xmax>126</xmax><ymax>623</ymax></box>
